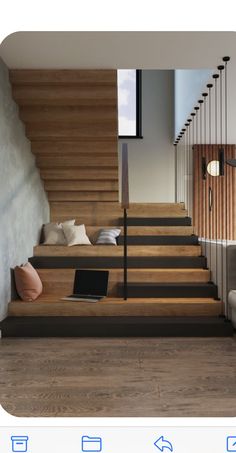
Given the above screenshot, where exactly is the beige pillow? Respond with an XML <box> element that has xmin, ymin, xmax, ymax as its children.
<box><xmin>62</xmin><ymin>224</ymin><xmax>91</xmax><ymax>246</ymax></box>
<box><xmin>14</xmin><ymin>262</ymin><xmax>43</xmax><ymax>301</ymax></box>
<box><xmin>44</xmin><ymin>219</ymin><xmax>75</xmax><ymax>245</ymax></box>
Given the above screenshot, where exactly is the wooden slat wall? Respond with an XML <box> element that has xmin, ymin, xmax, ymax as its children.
<box><xmin>193</xmin><ymin>144</ymin><xmax>236</xmax><ymax>240</ymax></box>
<box><xmin>9</xmin><ymin>70</ymin><xmax>119</xmax><ymax>222</ymax></box>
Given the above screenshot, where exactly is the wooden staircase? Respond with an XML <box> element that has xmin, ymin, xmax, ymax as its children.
<box><xmin>2</xmin><ymin>203</ymin><xmax>233</xmax><ymax>337</ymax></box>
<box><xmin>9</xmin><ymin>69</ymin><xmax>119</xmax><ymax>205</ymax></box>
<box><xmin>1</xmin><ymin>70</ymin><xmax>231</xmax><ymax>336</ymax></box>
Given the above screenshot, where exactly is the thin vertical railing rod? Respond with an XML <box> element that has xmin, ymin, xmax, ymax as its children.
<box><xmin>219</xmin><ymin>66</ymin><xmax>225</xmax><ymax>305</ymax></box>
<box><xmin>223</xmin><ymin>57</ymin><xmax>229</xmax><ymax>318</ymax></box>
<box><xmin>203</xmin><ymin>92</ymin><xmax>208</xmax><ymax>257</ymax></box>
<box><xmin>213</xmin><ymin>73</ymin><xmax>219</xmax><ymax>289</ymax></box>
<box><xmin>174</xmin><ymin>144</ymin><xmax>178</xmax><ymax>203</ymax></box>
<box><xmin>207</xmin><ymin>83</ymin><xmax>213</xmax><ymax>276</ymax></box>
<box><xmin>123</xmin><ymin>208</ymin><xmax>128</xmax><ymax>300</ymax></box>
<box><xmin>121</xmin><ymin>143</ymin><xmax>129</xmax><ymax>300</ymax></box>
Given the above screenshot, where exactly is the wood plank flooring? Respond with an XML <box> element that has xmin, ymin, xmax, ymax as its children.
<box><xmin>1</xmin><ymin>337</ymin><xmax>236</xmax><ymax>417</ymax></box>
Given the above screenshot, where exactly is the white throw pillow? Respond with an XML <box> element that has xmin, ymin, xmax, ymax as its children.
<box><xmin>62</xmin><ymin>224</ymin><xmax>91</xmax><ymax>246</ymax></box>
<box><xmin>96</xmin><ymin>228</ymin><xmax>121</xmax><ymax>245</ymax></box>
<box><xmin>44</xmin><ymin>219</ymin><xmax>75</xmax><ymax>245</ymax></box>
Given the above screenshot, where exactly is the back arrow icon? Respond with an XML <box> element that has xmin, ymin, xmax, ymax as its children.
<box><xmin>154</xmin><ymin>436</ymin><xmax>173</xmax><ymax>452</ymax></box>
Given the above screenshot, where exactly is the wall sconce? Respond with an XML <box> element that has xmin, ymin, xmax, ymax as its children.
<box><xmin>207</xmin><ymin>160</ymin><xmax>220</xmax><ymax>177</ymax></box>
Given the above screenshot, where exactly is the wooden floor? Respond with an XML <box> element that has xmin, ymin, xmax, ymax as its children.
<box><xmin>1</xmin><ymin>336</ymin><xmax>236</xmax><ymax>417</ymax></box>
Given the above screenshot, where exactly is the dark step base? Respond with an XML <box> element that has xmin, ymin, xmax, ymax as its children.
<box><xmin>119</xmin><ymin>217</ymin><xmax>192</xmax><ymax>226</ymax></box>
<box><xmin>117</xmin><ymin>283</ymin><xmax>218</xmax><ymax>298</ymax></box>
<box><xmin>29</xmin><ymin>256</ymin><xmax>207</xmax><ymax>269</ymax></box>
<box><xmin>118</xmin><ymin>235</ymin><xmax>198</xmax><ymax>245</ymax></box>
<box><xmin>0</xmin><ymin>316</ymin><xmax>233</xmax><ymax>337</ymax></box>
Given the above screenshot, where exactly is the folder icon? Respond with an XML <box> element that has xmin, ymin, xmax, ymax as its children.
<box><xmin>81</xmin><ymin>436</ymin><xmax>102</xmax><ymax>452</ymax></box>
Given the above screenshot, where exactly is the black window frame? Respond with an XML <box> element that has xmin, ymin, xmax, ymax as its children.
<box><xmin>118</xmin><ymin>69</ymin><xmax>143</xmax><ymax>139</ymax></box>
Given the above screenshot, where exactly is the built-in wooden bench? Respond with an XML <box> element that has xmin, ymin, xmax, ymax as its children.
<box><xmin>34</xmin><ymin>244</ymin><xmax>202</xmax><ymax>257</ymax></box>
<box><xmin>8</xmin><ymin>296</ymin><xmax>222</xmax><ymax>317</ymax></box>
<box><xmin>50</xmin><ymin>202</ymin><xmax>188</xmax><ymax>225</ymax></box>
<box><xmin>85</xmin><ymin>225</ymin><xmax>195</xmax><ymax>237</ymax></box>
<box><xmin>35</xmin><ymin>268</ymin><xmax>211</xmax><ymax>296</ymax></box>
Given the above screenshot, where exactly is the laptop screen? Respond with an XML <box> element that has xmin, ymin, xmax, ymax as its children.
<box><xmin>73</xmin><ymin>269</ymin><xmax>109</xmax><ymax>296</ymax></box>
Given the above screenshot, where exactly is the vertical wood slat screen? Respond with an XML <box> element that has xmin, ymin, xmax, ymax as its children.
<box><xmin>9</xmin><ymin>70</ymin><xmax>119</xmax><ymax>225</ymax></box>
<box><xmin>193</xmin><ymin>144</ymin><xmax>236</xmax><ymax>240</ymax></box>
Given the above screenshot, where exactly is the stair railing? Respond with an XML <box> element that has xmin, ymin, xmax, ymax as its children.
<box><xmin>121</xmin><ymin>143</ymin><xmax>129</xmax><ymax>300</ymax></box>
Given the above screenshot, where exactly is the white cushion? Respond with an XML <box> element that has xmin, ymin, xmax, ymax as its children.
<box><xmin>43</xmin><ymin>219</ymin><xmax>75</xmax><ymax>245</ymax></box>
<box><xmin>62</xmin><ymin>224</ymin><xmax>91</xmax><ymax>246</ymax></box>
<box><xmin>96</xmin><ymin>228</ymin><xmax>121</xmax><ymax>245</ymax></box>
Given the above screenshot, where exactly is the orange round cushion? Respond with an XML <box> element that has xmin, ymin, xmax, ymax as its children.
<box><xmin>14</xmin><ymin>262</ymin><xmax>43</xmax><ymax>301</ymax></box>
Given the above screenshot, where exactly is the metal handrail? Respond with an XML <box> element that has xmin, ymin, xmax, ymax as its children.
<box><xmin>121</xmin><ymin>143</ymin><xmax>129</xmax><ymax>300</ymax></box>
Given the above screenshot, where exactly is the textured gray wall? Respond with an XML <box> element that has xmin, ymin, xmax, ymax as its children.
<box><xmin>0</xmin><ymin>58</ymin><xmax>49</xmax><ymax>321</ymax></box>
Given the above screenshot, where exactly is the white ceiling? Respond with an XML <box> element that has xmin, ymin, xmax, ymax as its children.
<box><xmin>0</xmin><ymin>31</ymin><xmax>235</xmax><ymax>69</ymax></box>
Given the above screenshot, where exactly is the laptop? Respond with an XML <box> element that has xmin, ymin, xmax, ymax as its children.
<box><xmin>62</xmin><ymin>269</ymin><xmax>109</xmax><ymax>302</ymax></box>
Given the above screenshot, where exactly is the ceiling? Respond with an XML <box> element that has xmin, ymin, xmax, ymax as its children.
<box><xmin>0</xmin><ymin>32</ymin><xmax>235</xmax><ymax>69</ymax></box>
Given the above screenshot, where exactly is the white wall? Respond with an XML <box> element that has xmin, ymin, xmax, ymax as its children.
<box><xmin>0</xmin><ymin>58</ymin><xmax>49</xmax><ymax>321</ymax></box>
<box><xmin>174</xmin><ymin>69</ymin><xmax>214</xmax><ymax>137</ymax></box>
<box><xmin>175</xmin><ymin>66</ymin><xmax>236</xmax><ymax>144</ymax></box>
<box><xmin>119</xmin><ymin>70</ymin><xmax>175</xmax><ymax>203</ymax></box>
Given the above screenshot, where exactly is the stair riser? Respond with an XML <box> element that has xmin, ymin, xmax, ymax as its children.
<box><xmin>118</xmin><ymin>236</ymin><xmax>198</xmax><ymax>245</ymax></box>
<box><xmin>29</xmin><ymin>256</ymin><xmax>207</xmax><ymax>269</ymax></box>
<box><xmin>0</xmin><ymin>317</ymin><xmax>233</xmax><ymax>337</ymax></box>
<box><xmin>121</xmin><ymin>217</ymin><xmax>192</xmax><ymax>226</ymax></box>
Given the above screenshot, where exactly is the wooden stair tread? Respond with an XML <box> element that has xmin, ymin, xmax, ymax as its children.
<box><xmin>85</xmin><ymin>226</ymin><xmax>195</xmax><ymax>236</ymax></box>
<box><xmin>9</xmin><ymin>296</ymin><xmax>220</xmax><ymax>304</ymax></box>
<box><xmin>36</xmin><ymin>267</ymin><xmax>210</xmax><ymax>275</ymax></box>
<box><xmin>36</xmin><ymin>268</ymin><xmax>210</xmax><ymax>281</ymax></box>
<box><xmin>49</xmin><ymin>203</ymin><xmax>189</xmax><ymax>225</ymax></box>
<box><xmin>8</xmin><ymin>296</ymin><xmax>222</xmax><ymax>317</ymax></box>
<box><xmin>34</xmin><ymin>245</ymin><xmax>201</xmax><ymax>257</ymax></box>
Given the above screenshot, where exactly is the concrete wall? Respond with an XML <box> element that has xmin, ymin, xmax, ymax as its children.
<box><xmin>0</xmin><ymin>58</ymin><xmax>49</xmax><ymax>321</ymax></box>
<box><xmin>119</xmin><ymin>70</ymin><xmax>175</xmax><ymax>202</ymax></box>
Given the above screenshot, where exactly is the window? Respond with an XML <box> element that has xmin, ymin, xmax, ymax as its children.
<box><xmin>118</xmin><ymin>69</ymin><xmax>142</xmax><ymax>138</ymax></box>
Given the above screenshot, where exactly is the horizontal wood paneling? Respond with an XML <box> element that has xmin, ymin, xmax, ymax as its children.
<box><xmin>31</xmin><ymin>140</ymin><xmax>117</xmax><ymax>155</ymax></box>
<box><xmin>41</xmin><ymin>167</ymin><xmax>118</xmax><ymax>181</ymax></box>
<box><xmin>8</xmin><ymin>296</ymin><xmax>221</xmax><ymax>317</ymax></box>
<box><xmin>44</xmin><ymin>180</ymin><xmax>119</xmax><ymax>192</ymax></box>
<box><xmin>10</xmin><ymin>69</ymin><xmax>119</xmax><ymax>209</ymax></box>
<box><xmin>36</xmin><ymin>268</ymin><xmax>210</xmax><ymax>296</ymax></box>
<box><xmin>10</xmin><ymin>69</ymin><xmax>117</xmax><ymax>86</ymax></box>
<box><xmin>50</xmin><ymin>202</ymin><xmax>187</xmax><ymax>224</ymax></box>
<box><xmin>12</xmin><ymin>85</ymin><xmax>117</xmax><ymax>106</ymax></box>
<box><xmin>47</xmin><ymin>191</ymin><xmax>118</xmax><ymax>202</ymax></box>
<box><xmin>20</xmin><ymin>106</ymin><xmax>117</xmax><ymax>122</ymax></box>
<box><xmin>50</xmin><ymin>202</ymin><xmax>186</xmax><ymax>217</ymax></box>
<box><xmin>34</xmin><ymin>244</ymin><xmax>202</xmax><ymax>257</ymax></box>
<box><xmin>85</xmin><ymin>225</ymin><xmax>195</xmax><ymax>237</ymax></box>
<box><xmin>26</xmin><ymin>122</ymin><xmax>116</xmax><ymax>139</ymax></box>
<box><xmin>36</xmin><ymin>154</ymin><xmax>118</xmax><ymax>168</ymax></box>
